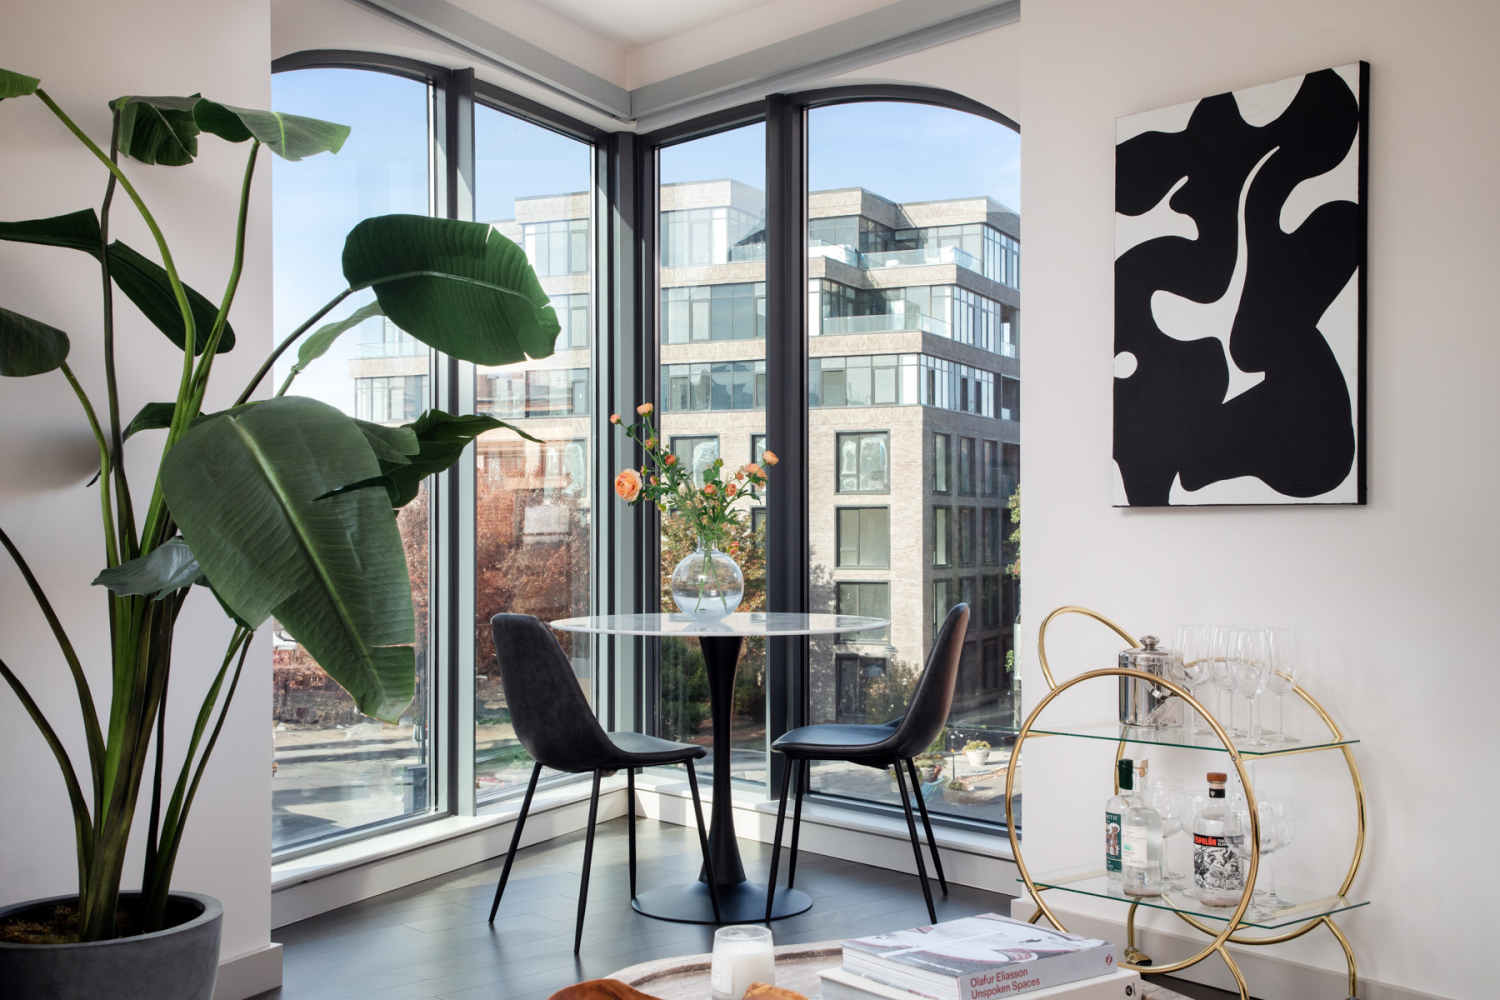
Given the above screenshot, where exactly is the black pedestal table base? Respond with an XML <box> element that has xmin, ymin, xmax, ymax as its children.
<box><xmin>632</xmin><ymin>882</ymin><xmax>812</xmax><ymax>924</ymax></box>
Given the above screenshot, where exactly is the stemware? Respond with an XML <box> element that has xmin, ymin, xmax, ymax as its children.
<box><xmin>1207</xmin><ymin>625</ymin><xmax>1239</xmax><ymax>736</ymax></box>
<box><xmin>1146</xmin><ymin>777</ymin><xmax>1186</xmax><ymax>887</ymax></box>
<box><xmin>1230</xmin><ymin>628</ymin><xmax>1271</xmax><ymax>748</ymax></box>
<box><xmin>1227</xmin><ymin>796</ymin><xmax>1286</xmax><ymax>920</ymax></box>
<box><xmin>1263</xmin><ymin>798</ymin><xmax>1296</xmax><ymax>910</ymax></box>
<box><xmin>1171</xmin><ymin>625</ymin><xmax>1215</xmax><ymax>736</ymax></box>
<box><xmin>1265</xmin><ymin>628</ymin><xmax>1300</xmax><ymax>743</ymax></box>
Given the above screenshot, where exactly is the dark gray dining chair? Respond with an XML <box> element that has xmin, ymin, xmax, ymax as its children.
<box><xmin>486</xmin><ymin>614</ymin><xmax>721</xmax><ymax>951</ymax></box>
<box><xmin>764</xmin><ymin>603</ymin><xmax>970</xmax><ymax>924</ymax></box>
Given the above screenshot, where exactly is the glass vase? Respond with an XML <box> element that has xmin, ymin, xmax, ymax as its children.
<box><xmin>670</xmin><ymin>537</ymin><xmax>744</xmax><ymax>621</ymax></box>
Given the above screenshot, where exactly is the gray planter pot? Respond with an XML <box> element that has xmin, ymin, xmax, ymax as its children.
<box><xmin>0</xmin><ymin>892</ymin><xmax>221</xmax><ymax>1000</ymax></box>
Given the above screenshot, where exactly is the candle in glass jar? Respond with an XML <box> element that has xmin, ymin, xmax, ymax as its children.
<box><xmin>710</xmin><ymin>925</ymin><xmax>775</xmax><ymax>1000</ymax></box>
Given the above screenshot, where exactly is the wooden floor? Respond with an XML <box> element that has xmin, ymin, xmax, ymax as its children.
<box><xmin>254</xmin><ymin>817</ymin><xmax>1242</xmax><ymax>1000</ymax></box>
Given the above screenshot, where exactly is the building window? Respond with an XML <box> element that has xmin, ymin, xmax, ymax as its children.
<box><xmin>933</xmin><ymin>506</ymin><xmax>951</xmax><ymax>567</ymax></box>
<box><xmin>751</xmin><ymin>434</ymin><xmax>767</xmax><ymax>467</ymax></box>
<box><xmin>835</xmin><ymin>654</ymin><xmax>892</xmax><ymax>721</ymax></box>
<box><xmin>661</xmin><ymin>204</ymin><xmax>766</xmax><ymax>266</ymax></box>
<box><xmin>355</xmin><ymin>374</ymin><xmax>429</xmax><ymax>423</ymax></box>
<box><xmin>550</xmin><ymin>293</ymin><xmax>590</xmax><ymax>349</ymax></box>
<box><xmin>836</xmin><ymin>432</ymin><xmax>890</xmax><ymax>493</ymax></box>
<box><xmin>836</xmin><ymin>507</ymin><xmax>890</xmax><ymax>568</ymax></box>
<box><xmin>982</xmin><ymin>638</ymin><xmax>1000</xmax><ymax>689</ymax></box>
<box><xmin>670</xmin><ymin>435</ymin><xmax>720</xmax><ymax>487</ymax></box>
<box><xmin>982</xmin><ymin>440</ymin><xmax>1000</xmax><ymax>496</ymax></box>
<box><xmin>1002</xmin><ymin>442</ymin><xmax>1020</xmax><ymax>501</ymax></box>
<box><xmin>662</xmin><ymin>360</ymin><xmax>767</xmax><ymax>412</ymax></box>
<box><xmin>933</xmin><ymin>578</ymin><xmax>954</xmax><ymax>627</ymax></box>
<box><xmin>809</xmin><ymin>354</ymin><xmax>915</xmax><ymax>407</ymax></box>
<box><xmin>523</xmin><ymin>217</ymin><xmax>589</xmax><ymax>276</ymax></box>
<box><xmin>982</xmin><ymin>507</ymin><xmax>1001</xmax><ymax>565</ymax></box>
<box><xmin>477</xmin><ymin>367</ymin><xmax>589</xmax><ymax>418</ymax></box>
<box><xmin>981</xmin><ymin>575</ymin><xmax>1000</xmax><ymax>629</ymax></box>
<box><xmin>750</xmin><ymin>507</ymin><xmax>767</xmax><ymax>536</ymax></box>
<box><xmin>836</xmin><ymin>582</ymin><xmax>890</xmax><ymax>643</ymax></box>
<box><xmin>958</xmin><ymin>507</ymin><xmax>976</xmax><ymax>566</ymax></box>
<box><xmin>958</xmin><ymin>437</ymin><xmax>975</xmax><ymax>495</ymax></box>
<box><xmin>933</xmin><ymin>433</ymin><xmax>951</xmax><ymax>493</ymax></box>
<box><xmin>662</xmin><ymin>282</ymin><xmax>766</xmax><ymax>343</ymax></box>
<box><xmin>1001</xmin><ymin>375</ymin><xmax>1020</xmax><ymax>421</ymax></box>
<box><xmin>920</xmin><ymin>357</ymin><xmax>995</xmax><ymax>417</ymax></box>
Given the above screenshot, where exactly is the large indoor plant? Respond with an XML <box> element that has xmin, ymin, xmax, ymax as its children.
<box><xmin>0</xmin><ymin>66</ymin><xmax>553</xmax><ymax>995</ymax></box>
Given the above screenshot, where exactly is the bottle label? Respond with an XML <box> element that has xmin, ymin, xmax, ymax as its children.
<box><xmin>1193</xmin><ymin>833</ymin><xmax>1242</xmax><ymax>890</ymax></box>
<box><xmin>1105</xmin><ymin>811</ymin><xmax>1122</xmax><ymax>873</ymax></box>
<box><xmin>1122</xmin><ymin>824</ymin><xmax>1150</xmax><ymax>870</ymax></box>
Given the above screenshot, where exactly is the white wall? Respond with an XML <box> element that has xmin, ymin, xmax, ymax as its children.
<box><xmin>839</xmin><ymin>4</ymin><xmax>1498</xmax><ymax>999</ymax></box>
<box><xmin>0</xmin><ymin>2</ymin><xmax>277</xmax><ymax>996</ymax></box>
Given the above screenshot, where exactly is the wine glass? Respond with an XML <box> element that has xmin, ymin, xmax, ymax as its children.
<box><xmin>1146</xmin><ymin>777</ymin><xmax>1186</xmax><ymax>887</ymax></box>
<box><xmin>1207</xmin><ymin>625</ymin><xmax>1239</xmax><ymax>736</ymax></box>
<box><xmin>1263</xmin><ymin>798</ymin><xmax>1296</xmax><ymax>910</ymax></box>
<box><xmin>1230</xmin><ymin>629</ymin><xmax>1271</xmax><ymax>748</ymax></box>
<box><xmin>1171</xmin><ymin>625</ymin><xmax>1215</xmax><ymax>737</ymax></box>
<box><xmin>1265</xmin><ymin>628</ymin><xmax>1300</xmax><ymax>743</ymax></box>
<box><xmin>1225</xmin><ymin>803</ymin><xmax>1277</xmax><ymax>922</ymax></box>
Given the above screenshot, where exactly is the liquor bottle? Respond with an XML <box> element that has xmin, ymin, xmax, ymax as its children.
<box><xmin>1192</xmin><ymin>772</ymin><xmax>1243</xmax><ymax>906</ymax></box>
<box><xmin>1104</xmin><ymin>758</ymin><xmax>1133</xmax><ymax>882</ymax></box>
<box><xmin>1121</xmin><ymin>759</ymin><xmax>1164</xmax><ymax>897</ymax></box>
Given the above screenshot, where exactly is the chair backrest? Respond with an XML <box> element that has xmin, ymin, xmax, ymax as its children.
<box><xmin>886</xmin><ymin>603</ymin><xmax>970</xmax><ymax>760</ymax></box>
<box><xmin>489</xmin><ymin>614</ymin><xmax>617</xmax><ymax>773</ymax></box>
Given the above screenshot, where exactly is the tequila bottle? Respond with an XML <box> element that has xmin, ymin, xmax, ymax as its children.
<box><xmin>1192</xmin><ymin>772</ymin><xmax>1243</xmax><ymax>906</ymax></box>
<box><xmin>1121</xmin><ymin>759</ymin><xmax>1164</xmax><ymax>897</ymax></box>
<box><xmin>1104</xmin><ymin>758</ymin><xmax>1133</xmax><ymax>882</ymax></box>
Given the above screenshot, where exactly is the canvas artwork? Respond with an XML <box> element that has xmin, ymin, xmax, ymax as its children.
<box><xmin>1113</xmin><ymin>62</ymin><xmax>1368</xmax><ymax>506</ymax></box>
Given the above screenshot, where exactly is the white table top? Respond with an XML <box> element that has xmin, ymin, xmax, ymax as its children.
<box><xmin>549</xmin><ymin>612</ymin><xmax>890</xmax><ymax>637</ymax></box>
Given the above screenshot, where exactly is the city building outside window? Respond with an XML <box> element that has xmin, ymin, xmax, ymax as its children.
<box><xmin>835</xmin><ymin>582</ymin><xmax>891</xmax><ymax>642</ymax></box>
<box><xmin>662</xmin><ymin>360</ymin><xmax>767</xmax><ymax>412</ymax></box>
<box><xmin>355</xmin><ymin>374</ymin><xmax>429</xmax><ymax>423</ymax></box>
<box><xmin>933</xmin><ymin>506</ymin><xmax>952</xmax><ymax>567</ymax></box>
<box><xmin>982</xmin><ymin>507</ymin><xmax>1001</xmax><ymax>564</ymax></box>
<box><xmin>959</xmin><ymin>437</ymin><xmax>976</xmax><ymax>495</ymax></box>
<box><xmin>835</xmin><ymin>432</ymin><xmax>890</xmax><ymax>493</ymax></box>
<box><xmin>959</xmin><ymin>507</ymin><xmax>976</xmax><ymax>566</ymax></box>
<box><xmin>662</xmin><ymin>282</ymin><xmax>766</xmax><ymax>342</ymax></box>
<box><xmin>523</xmin><ymin>217</ymin><xmax>589</xmax><ymax>276</ymax></box>
<box><xmin>982</xmin><ymin>440</ymin><xmax>1000</xmax><ymax>495</ymax></box>
<box><xmin>1001</xmin><ymin>375</ymin><xmax>1021</xmax><ymax>421</ymax></box>
<box><xmin>550</xmin><ymin>293</ymin><xmax>590</xmax><ymax>349</ymax></box>
<box><xmin>670</xmin><ymin>435</ymin><xmax>721</xmax><ymax>488</ymax></box>
<box><xmin>836</xmin><ymin>507</ymin><xmax>891</xmax><ymax>568</ymax></box>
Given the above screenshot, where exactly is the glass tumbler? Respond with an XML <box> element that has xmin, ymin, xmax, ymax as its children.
<box><xmin>712</xmin><ymin>925</ymin><xmax>776</xmax><ymax>1000</ymax></box>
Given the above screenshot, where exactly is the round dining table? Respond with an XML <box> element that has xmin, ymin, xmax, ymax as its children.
<box><xmin>550</xmin><ymin>612</ymin><xmax>890</xmax><ymax>924</ymax></box>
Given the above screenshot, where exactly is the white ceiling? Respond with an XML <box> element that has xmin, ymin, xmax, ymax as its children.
<box><xmin>533</xmin><ymin>0</ymin><xmax>789</xmax><ymax>48</ymax></box>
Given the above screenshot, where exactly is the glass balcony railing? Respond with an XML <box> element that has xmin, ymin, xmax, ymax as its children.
<box><xmin>819</xmin><ymin>313</ymin><xmax>949</xmax><ymax>337</ymax></box>
<box><xmin>860</xmin><ymin>245</ymin><xmax>984</xmax><ymax>273</ymax></box>
<box><xmin>358</xmin><ymin>339</ymin><xmax>427</xmax><ymax>359</ymax></box>
<box><xmin>728</xmin><ymin>242</ymin><xmax>767</xmax><ymax>262</ymax></box>
<box><xmin>809</xmin><ymin>240</ymin><xmax>860</xmax><ymax>267</ymax></box>
<box><xmin>999</xmin><ymin>341</ymin><xmax>1018</xmax><ymax>359</ymax></box>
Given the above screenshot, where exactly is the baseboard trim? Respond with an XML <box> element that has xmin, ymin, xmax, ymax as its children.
<box><xmin>214</xmin><ymin>942</ymin><xmax>283</xmax><ymax>1000</ymax></box>
<box><xmin>1010</xmin><ymin>895</ymin><xmax>1434</xmax><ymax>1000</ymax></box>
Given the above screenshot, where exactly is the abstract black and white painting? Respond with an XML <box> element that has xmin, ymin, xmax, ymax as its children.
<box><xmin>1113</xmin><ymin>63</ymin><xmax>1367</xmax><ymax>506</ymax></box>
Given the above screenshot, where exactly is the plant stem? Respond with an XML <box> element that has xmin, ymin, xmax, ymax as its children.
<box><xmin>60</xmin><ymin>361</ymin><xmax>119</xmax><ymax>569</ymax></box>
<box><xmin>188</xmin><ymin>142</ymin><xmax>260</xmax><ymax>407</ymax></box>
<box><xmin>99</xmin><ymin>109</ymin><xmax>138</xmax><ymax>561</ymax></box>
<box><xmin>236</xmin><ymin>287</ymin><xmax>355</xmax><ymax>405</ymax></box>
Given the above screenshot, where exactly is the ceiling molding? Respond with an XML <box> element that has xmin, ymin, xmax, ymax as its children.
<box><xmin>340</xmin><ymin>0</ymin><xmax>1020</xmax><ymax>128</ymax></box>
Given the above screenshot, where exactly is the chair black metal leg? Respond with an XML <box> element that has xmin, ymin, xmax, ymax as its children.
<box><xmin>905</xmin><ymin>758</ymin><xmax>948</xmax><ymax>895</ymax></box>
<box><xmin>574</xmin><ymin>769</ymin><xmax>603</xmax><ymax>954</ymax></box>
<box><xmin>787</xmin><ymin>759</ymin><xmax>807</xmax><ymax>889</ymax></box>
<box><xmin>627</xmin><ymin>767</ymin><xmax>638</xmax><ymax>899</ymax></box>
<box><xmin>893</xmin><ymin>758</ymin><xmax>936</xmax><ymax>924</ymax></box>
<box><xmin>488</xmin><ymin>761</ymin><xmax>543</xmax><ymax>923</ymax></box>
<box><xmin>685</xmin><ymin>760</ymin><xmax>723</xmax><ymax>924</ymax></box>
<box><xmin>763</xmin><ymin>756</ymin><xmax>795</xmax><ymax>922</ymax></box>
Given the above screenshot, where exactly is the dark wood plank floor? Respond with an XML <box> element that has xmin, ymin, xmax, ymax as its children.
<box><xmin>254</xmin><ymin>817</ymin><xmax>1240</xmax><ymax>1000</ymax></box>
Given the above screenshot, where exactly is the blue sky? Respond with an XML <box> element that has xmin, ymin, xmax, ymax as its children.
<box><xmin>271</xmin><ymin>70</ymin><xmax>1019</xmax><ymax>410</ymax></box>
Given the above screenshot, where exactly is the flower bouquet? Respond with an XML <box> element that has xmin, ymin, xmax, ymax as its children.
<box><xmin>611</xmin><ymin>403</ymin><xmax>776</xmax><ymax>620</ymax></box>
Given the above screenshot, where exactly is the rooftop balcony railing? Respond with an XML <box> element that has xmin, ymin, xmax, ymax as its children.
<box><xmin>357</xmin><ymin>339</ymin><xmax>428</xmax><ymax>358</ymax></box>
<box><xmin>860</xmin><ymin>244</ymin><xmax>983</xmax><ymax>273</ymax></box>
<box><xmin>819</xmin><ymin>313</ymin><xmax>949</xmax><ymax>337</ymax></box>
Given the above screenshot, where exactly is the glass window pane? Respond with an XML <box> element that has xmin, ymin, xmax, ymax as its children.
<box><xmin>472</xmin><ymin>102</ymin><xmax>595</xmax><ymax>800</ymax></box>
<box><xmin>657</xmin><ymin>124</ymin><xmax>769</xmax><ymax>788</ymax></box>
<box><xmin>270</xmin><ymin>67</ymin><xmax>434</xmax><ymax>852</ymax></box>
<box><xmin>805</xmin><ymin>100</ymin><xmax>1020</xmax><ymax>826</ymax></box>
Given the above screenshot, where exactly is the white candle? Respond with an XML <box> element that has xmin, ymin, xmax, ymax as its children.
<box><xmin>710</xmin><ymin>925</ymin><xmax>776</xmax><ymax>1000</ymax></box>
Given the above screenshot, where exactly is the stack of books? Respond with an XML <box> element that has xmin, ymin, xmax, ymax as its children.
<box><xmin>818</xmin><ymin>913</ymin><xmax>1139</xmax><ymax>1000</ymax></box>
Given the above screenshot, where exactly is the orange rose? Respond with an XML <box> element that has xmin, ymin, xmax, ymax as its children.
<box><xmin>609</xmin><ymin>413</ymin><xmax>622</xmax><ymax>424</ymax></box>
<box><xmin>761</xmin><ymin>450</ymin><xmax>779</xmax><ymax>466</ymax></box>
<box><xmin>704</xmin><ymin>483</ymin><xmax>717</xmax><ymax>495</ymax></box>
<box><xmin>664</xmin><ymin>454</ymin><xmax>677</xmax><ymax>465</ymax></box>
<box><xmin>645</xmin><ymin>436</ymin><xmax>657</xmax><ymax>448</ymax></box>
<box><xmin>636</xmin><ymin>402</ymin><xmax>654</xmax><ymax>415</ymax></box>
<box><xmin>724</xmin><ymin>483</ymin><xmax>738</xmax><ymax>497</ymax></box>
<box><xmin>742</xmin><ymin>462</ymin><xmax>761</xmax><ymax>477</ymax></box>
<box><xmin>614</xmin><ymin>468</ymin><xmax>643</xmax><ymax>502</ymax></box>
<box><xmin>650</xmin><ymin>476</ymin><xmax>659</xmax><ymax>484</ymax></box>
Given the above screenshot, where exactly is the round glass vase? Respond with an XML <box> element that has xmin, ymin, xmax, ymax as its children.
<box><xmin>670</xmin><ymin>537</ymin><xmax>745</xmax><ymax>621</ymax></box>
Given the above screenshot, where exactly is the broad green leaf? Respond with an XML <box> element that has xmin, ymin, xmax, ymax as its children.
<box><xmin>281</xmin><ymin>301</ymin><xmax>383</xmax><ymax>391</ymax></box>
<box><xmin>0</xmin><ymin>68</ymin><xmax>39</xmax><ymax>100</ymax></box>
<box><xmin>352</xmin><ymin>419</ymin><xmax>419</xmax><ymax>466</ymax></box>
<box><xmin>193</xmin><ymin>100</ymin><xmax>350</xmax><ymax>161</ymax></box>
<box><xmin>111</xmin><ymin>95</ymin><xmax>200</xmax><ymax>166</ymax></box>
<box><xmin>92</xmin><ymin>538</ymin><xmax>202</xmax><ymax>598</ymax></box>
<box><xmin>323</xmin><ymin>410</ymin><xmax>540</xmax><ymax>508</ymax></box>
<box><xmin>161</xmin><ymin>396</ymin><xmax>416</xmax><ymax>722</ymax></box>
<box><xmin>124</xmin><ymin>401</ymin><xmax>178</xmax><ymax>440</ymax></box>
<box><xmin>0</xmin><ymin>212</ymin><xmax>234</xmax><ymax>354</ymax></box>
<box><xmin>0</xmin><ymin>306</ymin><xmax>69</xmax><ymax>376</ymax></box>
<box><xmin>341</xmin><ymin>215</ymin><xmax>559</xmax><ymax>367</ymax></box>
